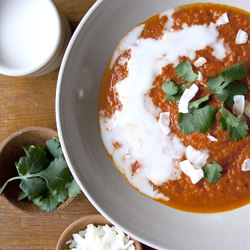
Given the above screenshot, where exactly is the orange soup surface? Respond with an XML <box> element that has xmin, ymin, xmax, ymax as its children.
<box><xmin>98</xmin><ymin>3</ymin><xmax>250</xmax><ymax>213</ymax></box>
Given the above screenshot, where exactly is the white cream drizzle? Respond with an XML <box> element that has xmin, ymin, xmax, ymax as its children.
<box><xmin>100</xmin><ymin>7</ymin><xmax>227</xmax><ymax>200</ymax></box>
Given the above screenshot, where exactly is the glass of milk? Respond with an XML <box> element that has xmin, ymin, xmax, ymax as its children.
<box><xmin>0</xmin><ymin>0</ymin><xmax>72</xmax><ymax>77</ymax></box>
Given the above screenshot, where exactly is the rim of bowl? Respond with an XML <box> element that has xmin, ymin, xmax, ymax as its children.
<box><xmin>0</xmin><ymin>0</ymin><xmax>62</xmax><ymax>77</ymax></box>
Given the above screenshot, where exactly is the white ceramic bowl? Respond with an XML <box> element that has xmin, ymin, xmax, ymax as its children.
<box><xmin>0</xmin><ymin>0</ymin><xmax>71</xmax><ymax>77</ymax></box>
<box><xmin>56</xmin><ymin>0</ymin><xmax>250</xmax><ymax>249</ymax></box>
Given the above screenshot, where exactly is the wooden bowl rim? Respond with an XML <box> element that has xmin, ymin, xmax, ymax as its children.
<box><xmin>56</xmin><ymin>214</ymin><xmax>143</xmax><ymax>250</ymax></box>
<box><xmin>0</xmin><ymin>126</ymin><xmax>74</xmax><ymax>216</ymax></box>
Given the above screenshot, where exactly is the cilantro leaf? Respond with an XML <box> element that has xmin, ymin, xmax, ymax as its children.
<box><xmin>32</xmin><ymin>193</ymin><xmax>61</xmax><ymax>212</ymax></box>
<box><xmin>203</xmin><ymin>161</ymin><xmax>223</xmax><ymax>184</ymax></box>
<box><xmin>206</xmin><ymin>75</ymin><xmax>224</xmax><ymax>92</ymax></box>
<box><xmin>0</xmin><ymin>137</ymin><xmax>81</xmax><ymax>212</ymax></box>
<box><xmin>219</xmin><ymin>106</ymin><xmax>239</xmax><ymax>127</ymax></box>
<box><xmin>219</xmin><ymin>106</ymin><xmax>248</xmax><ymax>141</ymax></box>
<box><xmin>189</xmin><ymin>95</ymin><xmax>210</xmax><ymax>109</ymax></box>
<box><xmin>178</xmin><ymin>112</ymin><xmax>196</xmax><ymax>134</ymax></box>
<box><xmin>46</xmin><ymin>137</ymin><xmax>63</xmax><ymax>158</ymax></box>
<box><xmin>207</xmin><ymin>62</ymin><xmax>248</xmax><ymax>106</ymax></box>
<box><xmin>175</xmin><ymin>61</ymin><xmax>198</xmax><ymax>83</ymax></box>
<box><xmin>220</xmin><ymin>62</ymin><xmax>247</xmax><ymax>84</ymax></box>
<box><xmin>66</xmin><ymin>179</ymin><xmax>82</xmax><ymax>198</ymax></box>
<box><xmin>19</xmin><ymin>177</ymin><xmax>47</xmax><ymax>200</ymax></box>
<box><xmin>192</xmin><ymin>106</ymin><xmax>217</xmax><ymax>133</ymax></box>
<box><xmin>178</xmin><ymin>106</ymin><xmax>217</xmax><ymax>134</ymax></box>
<box><xmin>218</xmin><ymin>81</ymin><xmax>248</xmax><ymax>106</ymax></box>
<box><xmin>38</xmin><ymin>156</ymin><xmax>72</xmax><ymax>191</ymax></box>
<box><xmin>16</xmin><ymin>146</ymin><xmax>49</xmax><ymax>175</ymax></box>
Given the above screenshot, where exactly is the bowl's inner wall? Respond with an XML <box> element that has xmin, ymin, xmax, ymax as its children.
<box><xmin>57</xmin><ymin>0</ymin><xmax>250</xmax><ymax>249</ymax></box>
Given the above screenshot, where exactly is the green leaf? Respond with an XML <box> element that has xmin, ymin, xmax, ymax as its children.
<box><xmin>219</xmin><ymin>106</ymin><xmax>248</xmax><ymax>141</ymax></box>
<box><xmin>18</xmin><ymin>191</ymin><xmax>28</xmax><ymax>201</ymax></box>
<box><xmin>220</xmin><ymin>62</ymin><xmax>247</xmax><ymax>84</ymax></box>
<box><xmin>219</xmin><ymin>106</ymin><xmax>239</xmax><ymax>127</ymax></box>
<box><xmin>189</xmin><ymin>95</ymin><xmax>210</xmax><ymax>109</ymax></box>
<box><xmin>178</xmin><ymin>113</ymin><xmax>196</xmax><ymax>134</ymax></box>
<box><xmin>38</xmin><ymin>157</ymin><xmax>72</xmax><ymax>191</ymax></box>
<box><xmin>203</xmin><ymin>161</ymin><xmax>223</xmax><ymax>184</ymax></box>
<box><xmin>66</xmin><ymin>179</ymin><xmax>82</xmax><ymax>198</ymax></box>
<box><xmin>16</xmin><ymin>146</ymin><xmax>49</xmax><ymax>176</ymax></box>
<box><xmin>192</xmin><ymin>106</ymin><xmax>217</xmax><ymax>134</ymax></box>
<box><xmin>162</xmin><ymin>80</ymin><xmax>178</xmax><ymax>96</ymax></box>
<box><xmin>46</xmin><ymin>137</ymin><xmax>63</xmax><ymax>158</ymax></box>
<box><xmin>175</xmin><ymin>61</ymin><xmax>198</xmax><ymax>82</ymax></box>
<box><xmin>219</xmin><ymin>81</ymin><xmax>248</xmax><ymax>106</ymax></box>
<box><xmin>19</xmin><ymin>177</ymin><xmax>47</xmax><ymax>200</ymax></box>
<box><xmin>178</xmin><ymin>106</ymin><xmax>217</xmax><ymax>134</ymax></box>
<box><xmin>228</xmin><ymin>123</ymin><xmax>249</xmax><ymax>141</ymax></box>
<box><xmin>207</xmin><ymin>63</ymin><xmax>248</xmax><ymax>106</ymax></box>
<box><xmin>32</xmin><ymin>193</ymin><xmax>61</xmax><ymax>212</ymax></box>
<box><xmin>206</xmin><ymin>75</ymin><xmax>224</xmax><ymax>92</ymax></box>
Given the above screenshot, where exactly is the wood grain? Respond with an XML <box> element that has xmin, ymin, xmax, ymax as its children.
<box><xmin>0</xmin><ymin>0</ymin><xmax>154</xmax><ymax>249</ymax></box>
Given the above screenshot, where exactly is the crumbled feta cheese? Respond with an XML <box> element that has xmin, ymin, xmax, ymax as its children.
<box><xmin>159</xmin><ymin>112</ymin><xmax>171</xmax><ymax>134</ymax></box>
<box><xmin>185</xmin><ymin>145</ymin><xmax>208</xmax><ymax>167</ymax></box>
<box><xmin>198</xmin><ymin>71</ymin><xmax>203</xmax><ymax>81</ymax></box>
<box><xmin>178</xmin><ymin>84</ymin><xmax>199</xmax><ymax>113</ymax></box>
<box><xmin>67</xmin><ymin>224</ymin><xmax>135</xmax><ymax>250</ymax></box>
<box><xmin>186</xmin><ymin>145</ymin><xmax>202</xmax><ymax>163</ymax></box>
<box><xmin>242</xmin><ymin>159</ymin><xmax>250</xmax><ymax>171</ymax></box>
<box><xmin>236</xmin><ymin>29</ymin><xmax>248</xmax><ymax>44</ymax></box>
<box><xmin>216</xmin><ymin>13</ymin><xmax>229</xmax><ymax>25</ymax></box>
<box><xmin>179</xmin><ymin>160</ymin><xmax>204</xmax><ymax>184</ymax></box>
<box><xmin>194</xmin><ymin>57</ymin><xmax>207</xmax><ymax>67</ymax></box>
<box><xmin>233</xmin><ymin>95</ymin><xmax>245</xmax><ymax>116</ymax></box>
<box><xmin>244</xmin><ymin>100</ymin><xmax>250</xmax><ymax>118</ymax></box>
<box><xmin>180</xmin><ymin>146</ymin><xmax>209</xmax><ymax>184</ymax></box>
<box><xmin>207</xmin><ymin>133</ymin><xmax>218</xmax><ymax>141</ymax></box>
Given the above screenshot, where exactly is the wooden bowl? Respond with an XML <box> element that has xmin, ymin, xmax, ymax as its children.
<box><xmin>56</xmin><ymin>214</ymin><xmax>143</xmax><ymax>250</ymax></box>
<box><xmin>0</xmin><ymin>126</ymin><xmax>73</xmax><ymax>215</ymax></box>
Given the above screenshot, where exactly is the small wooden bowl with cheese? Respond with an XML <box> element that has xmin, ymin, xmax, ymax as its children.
<box><xmin>56</xmin><ymin>214</ymin><xmax>143</xmax><ymax>250</ymax></box>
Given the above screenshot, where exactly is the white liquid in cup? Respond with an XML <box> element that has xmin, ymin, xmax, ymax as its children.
<box><xmin>0</xmin><ymin>0</ymin><xmax>65</xmax><ymax>76</ymax></box>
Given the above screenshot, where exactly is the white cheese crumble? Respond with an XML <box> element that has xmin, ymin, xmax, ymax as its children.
<box><xmin>159</xmin><ymin>112</ymin><xmax>171</xmax><ymax>134</ymax></box>
<box><xmin>243</xmin><ymin>100</ymin><xmax>250</xmax><ymax>118</ymax></box>
<box><xmin>236</xmin><ymin>29</ymin><xmax>248</xmax><ymax>44</ymax></box>
<box><xmin>67</xmin><ymin>224</ymin><xmax>135</xmax><ymax>250</ymax></box>
<box><xmin>180</xmin><ymin>146</ymin><xmax>209</xmax><ymax>184</ymax></box>
<box><xmin>216</xmin><ymin>13</ymin><xmax>229</xmax><ymax>25</ymax></box>
<box><xmin>178</xmin><ymin>84</ymin><xmax>199</xmax><ymax>113</ymax></box>
<box><xmin>194</xmin><ymin>57</ymin><xmax>207</xmax><ymax>67</ymax></box>
<box><xmin>198</xmin><ymin>71</ymin><xmax>203</xmax><ymax>81</ymax></box>
<box><xmin>233</xmin><ymin>95</ymin><xmax>245</xmax><ymax>116</ymax></box>
<box><xmin>242</xmin><ymin>159</ymin><xmax>250</xmax><ymax>171</ymax></box>
<box><xmin>179</xmin><ymin>160</ymin><xmax>204</xmax><ymax>184</ymax></box>
<box><xmin>207</xmin><ymin>133</ymin><xmax>218</xmax><ymax>142</ymax></box>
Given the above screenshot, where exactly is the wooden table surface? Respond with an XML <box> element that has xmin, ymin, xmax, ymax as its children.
<box><xmin>0</xmin><ymin>1</ymin><xmax>154</xmax><ymax>249</ymax></box>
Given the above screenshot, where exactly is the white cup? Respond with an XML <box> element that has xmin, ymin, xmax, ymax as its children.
<box><xmin>0</xmin><ymin>0</ymin><xmax>72</xmax><ymax>77</ymax></box>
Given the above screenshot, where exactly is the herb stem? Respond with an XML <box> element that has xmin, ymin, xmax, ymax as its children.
<box><xmin>0</xmin><ymin>176</ymin><xmax>22</xmax><ymax>195</ymax></box>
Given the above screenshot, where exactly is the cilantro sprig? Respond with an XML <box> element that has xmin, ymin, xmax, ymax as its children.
<box><xmin>207</xmin><ymin>62</ymin><xmax>248</xmax><ymax>106</ymax></box>
<box><xmin>0</xmin><ymin>137</ymin><xmax>81</xmax><ymax>212</ymax></box>
<box><xmin>203</xmin><ymin>161</ymin><xmax>223</xmax><ymax>184</ymax></box>
<box><xmin>161</xmin><ymin>61</ymin><xmax>249</xmax><ymax>141</ymax></box>
<box><xmin>162</xmin><ymin>61</ymin><xmax>198</xmax><ymax>103</ymax></box>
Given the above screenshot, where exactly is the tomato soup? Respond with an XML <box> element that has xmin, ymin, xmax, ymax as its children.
<box><xmin>98</xmin><ymin>3</ymin><xmax>250</xmax><ymax>213</ymax></box>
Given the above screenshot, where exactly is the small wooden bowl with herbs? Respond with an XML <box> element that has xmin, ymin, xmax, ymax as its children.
<box><xmin>0</xmin><ymin>127</ymin><xmax>81</xmax><ymax>215</ymax></box>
